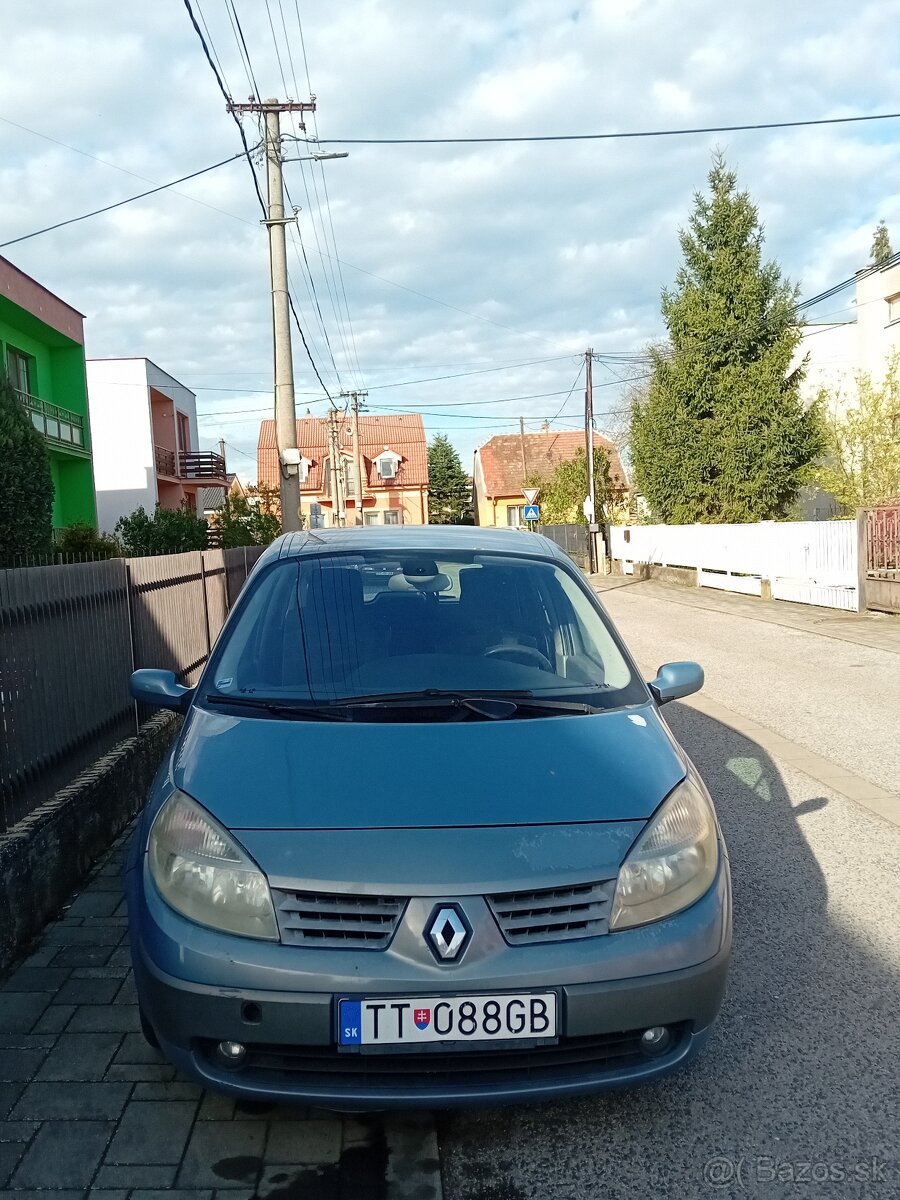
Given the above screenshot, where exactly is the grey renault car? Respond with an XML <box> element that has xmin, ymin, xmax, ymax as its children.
<box><xmin>127</xmin><ymin>526</ymin><xmax>731</xmax><ymax>1109</ymax></box>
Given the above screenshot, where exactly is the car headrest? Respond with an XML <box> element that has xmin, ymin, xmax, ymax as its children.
<box><xmin>412</xmin><ymin>573</ymin><xmax>452</xmax><ymax>593</ymax></box>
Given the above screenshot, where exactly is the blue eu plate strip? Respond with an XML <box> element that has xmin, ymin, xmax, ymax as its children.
<box><xmin>339</xmin><ymin>1000</ymin><xmax>362</xmax><ymax>1045</ymax></box>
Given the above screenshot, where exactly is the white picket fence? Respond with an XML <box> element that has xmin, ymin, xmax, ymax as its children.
<box><xmin>610</xmin><ymin>520</ymin><xmax>859</xmax><ymax>611</ymax></box>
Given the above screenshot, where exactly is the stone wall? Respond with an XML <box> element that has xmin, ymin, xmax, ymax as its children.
<box><xmin>0</xmin><ymin>712</ymin><xmax>179</xmax><ymax>973</ymax></box>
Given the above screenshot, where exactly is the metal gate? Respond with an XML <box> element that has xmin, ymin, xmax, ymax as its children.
<box><xmin>538</xmin><ymin>524</ymin><xmax>589</xmax><ymax>568</ymax></box>
<box><xmin>865</xmin><ymin>506</ymin><xmax>900</xmax><ymax>613</ymax></box>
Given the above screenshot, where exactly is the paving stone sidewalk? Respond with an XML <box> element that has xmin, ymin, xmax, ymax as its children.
<box><xmin>0</xmin><ymin>835</ymin><xmax>442</xmax><ymax>1200</ymax></box>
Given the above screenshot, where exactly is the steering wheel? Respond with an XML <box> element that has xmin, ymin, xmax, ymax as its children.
<box><xmin>482</xmin><ymin>643</ymin><xmax>554</xmax><ymax>672</ymax></box>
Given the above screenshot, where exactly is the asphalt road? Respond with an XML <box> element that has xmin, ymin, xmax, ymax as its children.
<box><xmin>601</xmin><ymin>581</ymin><xmax>900</xmax><ymax>794</ymax></box>
<box><xmin>438</xmin><ymin>586</ymin><xmax>900</xmax><ymax>1199</ymax></box>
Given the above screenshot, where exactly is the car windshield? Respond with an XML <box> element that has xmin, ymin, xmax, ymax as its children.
<box><xmin>204</xmin><ymin>550</ymin><xmax>646</xmax><ymax>712</ymax></box>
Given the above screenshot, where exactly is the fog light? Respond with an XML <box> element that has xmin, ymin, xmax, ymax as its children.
<box><xmin>216</xmin><ymin>1040</ymin><xmax>247</xmax><ymax>1067</ymax></box>
<box><xmin>640</xmin><ymin>1026</ymin><xmax>671</xmax><ymax>1056</ymax></box>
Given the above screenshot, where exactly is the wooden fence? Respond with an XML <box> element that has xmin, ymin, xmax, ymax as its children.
<box><xmin>0</xmin><ymin>546</ymin><xmax>266</xmax><ymax>834</ymax></box>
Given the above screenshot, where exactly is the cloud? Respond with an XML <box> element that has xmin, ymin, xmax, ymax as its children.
<box><xmin>2</xmin><ymin>0</ymin><xmax>900</xmax><ymax>476</ymax></box>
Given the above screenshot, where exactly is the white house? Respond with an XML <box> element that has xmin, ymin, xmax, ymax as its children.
<box><xmin>87</xmin><ymin>357</ymin><xmax>227</xmax><ymax>535</ymax></box>
<box><xmin>790</xmin><ymin>251</ymin><xmax>900</xmax><ymax>518</ymax></box>
<box><xmin>795</xmin><ymin>251</ymin><xmax>900</xmax><ymax>405</ymax></box>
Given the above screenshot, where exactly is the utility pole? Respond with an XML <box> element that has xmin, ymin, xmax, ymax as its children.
<box><xmin>227</xmin><ymin>97</ymin><xmax>316</xmax><ymax>532</ymax></box>
<box><xmin>327</xmin><ymin>407</ymin><xmax>346</xmax><ymax>526</ymax></box>
<box><xmin>584</xmin><ymin>347</ymin><xmax>598</xmax><ymax>574</ymax></box>
<box><xmin>341</xmin><ymin>391</ymin><xmax>368</xmax><ymax>525</ymax></box>
<box><xmin>519</xmin><ymin>416</ymin><xmax>528</xmax><ymax>483</ymax></box>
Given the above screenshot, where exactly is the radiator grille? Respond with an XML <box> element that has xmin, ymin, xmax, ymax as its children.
<box><xmin>487</xmin><ymin>880</ymin><xmax>614</xmax><ymax>944</ymax></box>
<box><xmin>272</xmin><ymin>889</ymin><xmax>406</xmax><ymax>949</ymax></box>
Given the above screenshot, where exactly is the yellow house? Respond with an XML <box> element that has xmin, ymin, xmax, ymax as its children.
<box><xmin>473</xmin><ymin>429</ymin><xmax>627</xmax><ymax>526</ymax></box>
<box><xmin>258</xmin><ymin>413</ymin><xmax>429</xmax><ymax>527</ymax></box>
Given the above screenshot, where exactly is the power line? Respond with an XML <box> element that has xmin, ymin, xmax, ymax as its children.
<box><xmin>311</xmin><ymin>110</ymin><xmax>900</xmax><ymax>146</ymax></box>
<box><xmin>225</xmin><ymin>0</ymin><xmax>262</xmax><ymax>101</ymax></box>
<box><xmin>290</xmin><ymin>0</ymin><xmax>366</xmax><ymax>388</ymax></box>
<box><xmin>548</xmin><ymin>360</ymin><xmax>586</xmax><ymax>425</ymax></box>
<box><xmin>0</xmin><ymin>119</ymin><xmax>566</xmax><ymax>352</ymax></box>
<box><xmin>185</xmin><ymin>0</ymin><xmax>336</xmax><ymax>413</ymax></box>
<box><xmin>182</xmin><ymin>0</ymin><xmax>266</xmax><ymax>214</ymax></box>
<box><xmin>228</xmin><ymin>0</ymin><xmax>353</xmax><ymax>394</ymax></box>
<box><xmin>286</xmin><ymin>226</ymin><xmax>343</xmax><ymax>385</ymax></box>
<box><xmin>367</xmin><ymin>372</ymin><xmax>648</xmax><ymax>408</ymax></box>
<box><xmin>288</xmin><ymin>293</ymin><xmax>333</xmax><ymax>398</ymax></box>
<box><xmin>360</xmin><ymin>354</ymin><xmax>574</xmax><ymax>392</ymax></box>
<box><xmin>305</xmin><ymin>246</ymin><xmax>563</xmax><ymax>347</ymax></box>
<box><xmin>0</xmin><ymin>150</ymin><xmax>250</xmax><ymax>248</ymax></box>
<box><xmin>0</xmin><ymin>115</ymin><xmax>262</xmax><ymax>226</ymax></box>
<box><xmin>176</xmin><ymin>353</ymin><xmax>581</xmax><ymax>404</ymax></box>
<box><xmin>223</xmin><ymin>440</ymin><xmax>258</xmax><ymax>463</ymax></box>
<box><xmin>258</xmin><ymin>2</ymin><xmax>343</xmax><ymax>386</ymax></box>
<box><xmin>193</xmin><ymin>0</ymin><xmax>234</xmax><ymax>94</ymax></box>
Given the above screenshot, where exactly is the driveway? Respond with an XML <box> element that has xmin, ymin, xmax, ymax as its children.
<box><xmin>438</xmin><ymin>582</ymin><xmax>900</xmax><ymax>1198</ymax></box>
<box><xmin>2</xmin><ymin>580</ymin><xmax>899</xmax><ymax>1199</ymax></box>
<box><xmin>0</xmin><ymin>839</ymin><xmax>440</xmax><ymax>1200</ymax></box>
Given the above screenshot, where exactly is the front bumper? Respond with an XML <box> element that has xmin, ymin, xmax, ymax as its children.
<box><xmin>128</xmin><ymin>853</ymin><xmax>732</xmax><ymax>1109</ymax></box>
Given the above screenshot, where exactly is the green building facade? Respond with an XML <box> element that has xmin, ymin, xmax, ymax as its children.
<box><xmin>0</xmin><ymin>256</ymin><xmax>96</xmax><ymax>529</ymax></box>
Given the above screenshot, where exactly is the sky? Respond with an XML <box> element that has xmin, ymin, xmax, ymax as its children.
<box><xmin>3</xmin><ymin>0</ymin><xmax>900</xmax><ymax>481</ymax></box>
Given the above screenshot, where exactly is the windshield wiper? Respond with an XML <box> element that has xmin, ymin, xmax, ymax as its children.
<box><xmin>205</xmin><ymin>689</ymin><xmax>602</xmax><ymax>722</ymax></box>
<box><xmin>204</xmin><ymin>694</ymin><xmax>351</xmax><ymax>722</ymax></box>
<box><xmin>335</xmin><ymin>688</ymin><xmax>528</xmax><ymax>705</ymax></box>
<box><xmin>333</xmin><ymin>690</ymin><xmax>601</xmax><ymax>719</ymax></box>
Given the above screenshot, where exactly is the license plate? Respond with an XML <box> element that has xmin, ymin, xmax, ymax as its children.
<box><xmin>338</xmin><ymin>992</ymin><xmax>557</xmax><ymax>1047</ymax></box>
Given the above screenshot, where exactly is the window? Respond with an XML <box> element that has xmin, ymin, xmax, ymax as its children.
<box><xmin>506</xmin><ymin>506</ymin><xmax>523</xmax><ymax>528</ymax></box>
<box><xmin>364</xmin><ymin>511</ymin><xmax>381</xmax><ymax>525</ymax></box>
<box><xmin>176</xmin><ymin>411</ymin><xmax>191</xmax><ymax>453</ymax></box>
<box><xmin>205</xmin><ymin>550</ymin><xmax>644</xmax><ymax>711</ymax></box>
<box><xmin>374</xmin><ymin>451</ymin><xmax>400</xmax><ymax>481</ymax></box>
<box><xmin>382</xmin><ymin>509</ymin><xmax>401</xmax><ymax>525</ymax></box>
<box><xmin>888</xmin><ymin>294</ymin><xmax>900</xmax><ymax>324</ymax></box>
<box><xmin>7</xmin><ymin>347</ymin><xmax>33</xmax><ymax>395</ymax></box>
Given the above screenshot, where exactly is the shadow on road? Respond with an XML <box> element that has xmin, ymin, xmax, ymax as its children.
<box><xmin>438</xmin><ymin>703</ymin><xmax>900</xmax><ymax>1200</ymax></box>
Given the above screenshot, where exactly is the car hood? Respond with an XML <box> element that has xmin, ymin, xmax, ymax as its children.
<box><xmin>173</xmin><ymin>700</ymin><xmax>686</xmax><ymax>830</ymax></box>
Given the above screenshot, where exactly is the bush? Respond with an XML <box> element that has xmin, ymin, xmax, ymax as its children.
<box><xmin>0</xmin><ymin>374</ymin><xmax>54</xmax><ymax>561</ymax></box>
<box><xmin>115</xmin><ymin>503</ymin><xmax>209</xmax><ymax>557</ymax></box>
<box><xmin>217</xmin><ymin>494</ymin><xmax>281</xmax><ymax>548</ymax></box>
<box><xmin>55</xmin><ymin>523</ymin><xmax>120</xmax><ymax>559</ymax></box>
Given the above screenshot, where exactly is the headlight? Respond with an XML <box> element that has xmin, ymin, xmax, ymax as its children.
<box><xmin>609</xmin><ymin>776</ymin><xmax>719</xmax><ymax>930</ymax></box>
<box><xmin>147</xmin><ymin>791</ymin><xmax>277</xmax><ymax>940</ymax></box>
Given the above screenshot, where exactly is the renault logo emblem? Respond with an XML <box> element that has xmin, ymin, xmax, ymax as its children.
<box><xmin>427</xmin><ymin>905</ymin><xmax>469</xmax><ymax>961</ymax></box>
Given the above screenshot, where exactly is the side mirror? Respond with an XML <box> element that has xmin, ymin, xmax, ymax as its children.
<box><xmin>648</xmin><ymin>661</ymin><xmax>704</xmax><ymax>705</ymax></box>
<box><xmin>130</xmin><ymin>669</ymin><xmax>193</xmax><ymax>714</ymax></box>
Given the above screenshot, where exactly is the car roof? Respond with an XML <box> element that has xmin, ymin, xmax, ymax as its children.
<box><xmin>253</xmin><ymin>525</ymin><xmax>569</xmax><ymax>569</ymax></box>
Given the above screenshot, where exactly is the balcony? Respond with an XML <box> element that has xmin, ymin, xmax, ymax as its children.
<box><xmin>154</xmin><ymin>447</ymin><xmax>227</xmax><ymax>481</ymax></box>
<box><xmin>18</xmin><ymin>390</ymin><xmax>86</xmax><ymax>452</ymax></box>
<box><xmin>154</xmin><ymin>445</ymin><xmax>177</xmax><ymax>476</ymax></box>
<box><xmin>179</xmin><ymin>451</ymin><xmax>226</xmax><ymax>480</ymax></box>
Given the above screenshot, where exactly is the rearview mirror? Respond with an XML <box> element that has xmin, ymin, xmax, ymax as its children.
<box><xmin>648</xmin><ymin>661</ymin><xmax>704</xmax><ymax>705</ymax></box>
<box><xmin>130</xmin><ymin>669</ymin><xmax>193</xmax><ymax>714</ymax></box>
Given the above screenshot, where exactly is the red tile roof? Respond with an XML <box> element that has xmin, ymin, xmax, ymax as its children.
<box><xmin>258</xmin><ymin>412</ymin><xmax>428</xmax><ymax>491</ymax></box>
<box><xmin>476</xmin><ymin>430</ymin><xmax>627</xmax><ymax>498</ymax></box>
